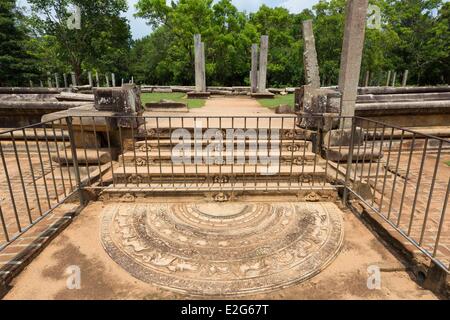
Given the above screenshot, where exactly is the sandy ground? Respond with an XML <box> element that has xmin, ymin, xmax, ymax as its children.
<box><xmin>3</xmin><ymin>200</ymin><xmax>437</xmax><ymax>300</ymax></box>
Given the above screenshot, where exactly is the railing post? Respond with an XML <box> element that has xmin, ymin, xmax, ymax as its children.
<box><xmin>66</xmin><ymin>116</ymin><xmax>85</xmax><ymax>206</ymax></box>
<box><xmin>343</xmin><ymin>117</ymin><xmax>356</xmax><ymax>205</ymax></box>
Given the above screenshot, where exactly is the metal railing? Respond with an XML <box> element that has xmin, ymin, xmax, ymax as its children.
<box><xmin>344</xmin><ymin>116</ymin><xmax>450</xmax><ymax>272</ymax></box>
<box><xmin>0</xmin><ymin>114</ymin><xmax>448</xmax><ymax>273</ymax></box>
<box><xmin>71</xmin><ymin>115</ymin><xmax>339</xmax><ymax>192</ymax></box>
<box><xmin>0</xmin><ymin>117</ymin><xmax>85</xmax><ymax>251</ymax></box>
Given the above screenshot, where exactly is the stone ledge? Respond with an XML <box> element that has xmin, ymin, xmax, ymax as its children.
<box><xmin>187</xmin><ymin>92</ymin><xmax>211</xmax><ymax>99</ymax></box>
<box><xmin>251</xmin><ymin>92</ymin><xmax>275</xmax><ymax>99</ymax></box>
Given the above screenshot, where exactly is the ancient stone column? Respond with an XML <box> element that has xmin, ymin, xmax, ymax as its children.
<box><xmin>54</xmin><ymin>73</ymin><xmax>60</xmax><ymax>89</ymax></box>
<box><xmin>112</xmin><ymin>73</ymin><xmax>116</xmax><ymax>87</ymax></box>
<box><xmin>302</xmin><ymin>20</ymin><xmax>320</xmax><ymax>89</ymax></box>
<box><xmin>402</xmin><ymin>70</ymin><xmax>409</xmax><ymax>87</ymax></box>
<box><xmin>71</xmin><ymin>72</ymin><xmax>77</xmax><ymax>87</ymax></box>
<box><xmin>194</xmin><ymin>34</ymin><xmax>205</xmax><ymax>92</ymax></box>
<box><xmin>88</xmin><ymin>71</ymin><xmax>93</xmax><ymax>87</ymax></box>
<box><xmin>364</xmin><ymin>71</ymin><xmax>370</xmax><ymax>87</ymax></box>
<box><xmin>201</xmin><ymin>43</ymin><xmax>206</xmax><ymax>91</ymax></box>
<box><xmin>338</xmin><ymin>0</ymin><xmax>369</xmax><ymax>124</ymax></box>
<box><xmin>386</xmin><ymin>70</ymin><xmax>391</xmax><ymax>87</ymax></box>
<box><xmin>63</xmin><ymin>73</ymin><xmax>68</xmax><ymax>88</ymax></box>
<box><xmin>251</xmin><ymin>44</ymin><xmax>259</xmax><ymax>93</ymax></box>
<box><xmin>392</xmin><ymin>71</ymin><xmax>397</xmax><ymax>87</ymax></box>
<box><xmin>95</xmin><ymin>72</ymin><xmax>100</xmax><ymax>87</ymax></box>
<box><xmin>105</xmin><ymin>74</ymin><xmax>110</xmax><ymax>87</ymax></box>
<box><xmin>47</xmin><ymin>72</ymin><xmax>52</xmax><ymax>88</ymax></box>
<box><xmin>258</xmin><ymin>35</ymin><xmax>269</xmax><ymax>92</ymax></box>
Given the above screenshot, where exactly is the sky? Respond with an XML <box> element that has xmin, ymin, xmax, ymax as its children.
<box><xmin>18</xmin><ymin>0</ymin><xmax>321</xmax><ymax>40</ymax></box>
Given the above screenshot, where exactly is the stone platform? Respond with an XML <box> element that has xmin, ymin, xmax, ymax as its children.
<box><xmin>101</xmin><ymin>201</ymin><xmax>344</xmax><ymax>296</ymax></box>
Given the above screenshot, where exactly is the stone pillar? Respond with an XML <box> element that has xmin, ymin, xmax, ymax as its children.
<box><xmin>338</xmin><ymin>0</ymin><xmax>369</xmax><ymax>124</ymax></box>
<box><xmin>54</xmin><ymin>73</ymin><xmax>60</xmax><ymax>89</ymax></box>
<box><xmin>106</xmin><ymin>74</ymin><xmax>110</xmax><ymax>87</ymax></box>
<box><xmin>112</xmin><ymin>73</ymin><xmax>116</xmax><ymax>87</ymax></box>
<box><xmin>258</xmin><ymin>35</ymin><xmax>269</xmax><ymax>92</ymax></box>
<box><xmin>302</xmin><ymin>20</ymin><xmax>321</xmax><ymax>89</ymax></box>
<box><xmin>364</xmin><ymin>71</ymin><xmax>370</xmax><ymax>87</ymax></box>
<box><xmin>392</xmin><ymin>71</ymin><xmax>397</xmax><ymax>87</ymax></box>
<box><xmin>88</xmin><ymin>71</ymin><xmax>93</xmax><ymax>87</ymax></box>
<box><xmin>95</xmin><ymin>72</ymin><xmax>100</xmax><ymax>87</ymax></box>
<box><xmin>40</xmin><ymin>80</ymin><xmax>43</xmax><ymax>87</ymax></box>
<box><xmin>194</xmin><ymin>34</ymin><xmax>206</xmax><ymax>92</ymax></box>
<box><xmin>47</xmin><ymin>72</ymin><xmax>52</xmax><ymax>88</ymax></box>
<box><xmin>71</xmin><ymin>72</ymin><xmax>77</xmax><ymax>87</ymax></box>
<box><xmin>29</xmin><ymin>80</ymin><xmax>33</xmax><ymax>87</ymax></box>
<box><xmin>251</xmin><ymin>44</ymin><xmax>259</xmax><ymax>93</ymax></box>
<box><xmin>63</xmin><ymin>73</ymin><xmax>68</xmax><ymax>88</ymax></box>
<box><xmin>402</xmin><ymin>70</ymin><xmax>409</xmax><ymax>87</ymax></box>
<box><xmin>386</xmin><ymin>70</ymin><xmax>391</xmax><ymax>86</ymax></box>
<box><xmin>201</xmin><ymin>42</ymin><xmax>206</xmax><ymax>91</ymax></box>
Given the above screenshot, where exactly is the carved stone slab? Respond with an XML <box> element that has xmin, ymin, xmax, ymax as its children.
<box><xmin>101</xmin><ymin>202</ymin><xmax>344</xmax><ymax>297</ymax></box>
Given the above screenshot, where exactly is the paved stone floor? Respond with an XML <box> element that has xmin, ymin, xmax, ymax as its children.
<box><xmin>3</xmin><ymin>201</ymin><xmax>437</xmax><ymax>300</ymax></box>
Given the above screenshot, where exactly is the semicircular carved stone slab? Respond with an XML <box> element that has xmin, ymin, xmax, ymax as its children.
<box><xmin>101</xmin><ymin>202</ymin><xmax>344</xmax><ymax>297</ymax></box>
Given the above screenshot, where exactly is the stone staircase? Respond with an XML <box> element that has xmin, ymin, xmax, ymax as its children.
<box><xmin>100</xmin><ymin>119</ymin><xmax>339</xmax><ymax>200</ymax></box>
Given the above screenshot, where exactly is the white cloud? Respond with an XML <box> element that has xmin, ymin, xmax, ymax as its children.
<box><xmin>280</xmin><ymin>0</ymin><xmax>319</xmax><ymax>13</ymax></box>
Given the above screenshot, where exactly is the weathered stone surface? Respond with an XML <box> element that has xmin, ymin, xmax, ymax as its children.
<box><xmin>302</xmin><ymin>20</ymin><xmax>321</xmax><ymax>88</ymax></box>
<box><xmin>338</xmin><ymin>0</ymin><xmax>369</xmax><ymax>123</ymax></box>
<box><xmin>187</xmin><ymin>91</ymin><xmax>211</xmax><ymax>99</ymax></box>
<box><xmin>250</xmin><ymin>92</ymin><xmax>274</xmax><ymax>99</ymax></box>
<box><xmin>194</xmin><ymin>34</ymin><xmax>206</xmax><ymax>93</ymax></box>
<box><xmin>275</xmin><ymin>104</ymin><xmax>294</xmax><ymax>114</ymax></box>
<box><xmin>324</xmin><ymin>147</ymin><xmax>384</xmax><ymax>163</ymax></box>
<box><xmin>324</xmin><ymin>128</ymin><xmax>363</xmax><ymax>147</ymax></box>
<box><xmin>93</xmin><ymin>85</ymin><xmax>143</xmax><ymax>114</ymax></box>
<box><xmin>258</xmin><ymin>35</ymin><xmax>269</xmax><ymax>93</ymax></box>
<box><xmin>251</xmin><ymin>44</ymin><xmax>259</xmax><ymax>93</ymax></box>
<box><xmin>52</xmin><ymin>148</ymin><xmax>112</xmax><ymax>165</ymax></box>
<box><xmin>101</xmin><ymin>202</ymin><xmax>344</xmax><ymax>296</ymax></box>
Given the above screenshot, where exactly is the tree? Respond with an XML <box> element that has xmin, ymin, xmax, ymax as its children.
<box><xmin>28</xmin><ymin>0</ymin><xmax>132</xmax><ymax>81</ymax></box>
<box><xmin>0</xmin><ymin>0</ymin><xmax>37</xmax><ymax>86</ymax></box>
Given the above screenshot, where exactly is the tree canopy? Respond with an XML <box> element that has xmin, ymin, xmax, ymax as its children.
<box><xmin>1</xmin><ymin>0</ymin><xmax>449</xmax><ymax>87</ymax></box>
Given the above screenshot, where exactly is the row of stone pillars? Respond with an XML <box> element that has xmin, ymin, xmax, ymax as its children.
<box><xmin>32</xmin><ymin>71</ymin><xmax>134</xmax><ymax>89</ymax></box>
<box><xmin>190</xmin><ymin>34</ymin><xmax>271</xmax><ymax>98</ymax></box>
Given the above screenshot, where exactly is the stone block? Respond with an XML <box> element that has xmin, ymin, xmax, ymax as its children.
<box><xmin>250</xmin><ymin>92</ymin><xmax>275</xmax><ymax>99</ymax></box>
<box><xmin>187</xmin><ymin>91</ymin><xmax>211</xmax><ymax>99</ymax></box>
<box><xmin>93</xmin><ymin>85</ymin><xmax>142</xmax><ymax>114</ymax></box>
<box><xmin>324</xmin><ymin>128</ymin><xmax>363</xmax><ymax>147</ymax></box>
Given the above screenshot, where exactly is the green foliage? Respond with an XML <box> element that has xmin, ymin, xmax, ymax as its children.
<box><xmin>27</xmin><ymin>0</ymin><xmax>132</xmax><ymax>81</ymax></box>
<box><xmin>133</xmin><ymin>0</ymin><xmax>449</xmax><ymax>87</ymax></box>
<box><xmin>0</xmin><ymin>0</ymin><xmax>38</xmax><ymax>86</ymax></box>
<box><xmin>1</xmin><ymin>0</ymin><xmax>449</xmax><ymax>87</ymax></box>
<box><xmin>257</xmin><ymin>94</ymin><xmax>295</xmax><ymax>109</ymax></box>
<box><xmin>141</xmin><ymin>92</ymin><xmax>206</xmax><ymax>109</ymax></box>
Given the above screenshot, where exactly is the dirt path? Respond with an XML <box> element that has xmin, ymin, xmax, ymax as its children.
<box><xmin>3</xmin><ymin>200</ymin><xmax>437</xmax><ymax>300</ymax></box>
<box><xmin>190</xmin><ymin>96</ymin><xmax>274</xmax><ymax>116</ymax></box>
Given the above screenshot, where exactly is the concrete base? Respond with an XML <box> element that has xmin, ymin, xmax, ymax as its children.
<box><xmin>187</xmin><ymin>92</ymin><xmax>211</xmax><ymax>99</ymax></box>
<box><xmin>251</xmin><ymin>92</ymin><xmax>275</xmax><ymax>99</ymax></box>
<box><xmin>324</xmin><ymin>147</ymin><xmax>384</xmax><ymax>163</ymax></box>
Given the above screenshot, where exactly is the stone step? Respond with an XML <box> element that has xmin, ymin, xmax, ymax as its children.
<box><xmin>52</xmin><ymin>148</ymin><xmax>112</xmax><ymax>165</ymax></box>
<box><xmin>119</xmin><ymin>150</ymin><xmax>318</xmax><ymax>163</ymax></box>
<box><xmin>137</xmin><ymin>126</ymin><xmax>308</xmax><ymax>140</ymax></box>
<box><xmin>133</xmin><ymin>139</ymin><xmax>312</xmax><ymax>149</ymax></box>
<box><xmin>323</xmin><ymin>147</ymin><xmax>384</xmax><ymax>163</ymax></box>
<box><xmin>99</xmin><ymin>183</ymin><xmax>338</xmax><ymax>201</ymax></box>
<box><xmin>113</xmin><ymin>165</ymin><xmax>327</xmax><ymax>184</ymax></box>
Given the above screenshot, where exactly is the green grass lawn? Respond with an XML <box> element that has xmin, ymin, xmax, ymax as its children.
<box><xmin>141</xmin><ymin>92</ymin><xmax>206</xmax><ymax>109</ymax></box>
<box><xmin>446</xmin><ymin>161</ymin><xmax>450</xmax><ymax>167</ymax></box>
<box><xmin>257</xmin><ymin>94</ymin><xmax>295</xmax><ymax>109</ymax></box>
